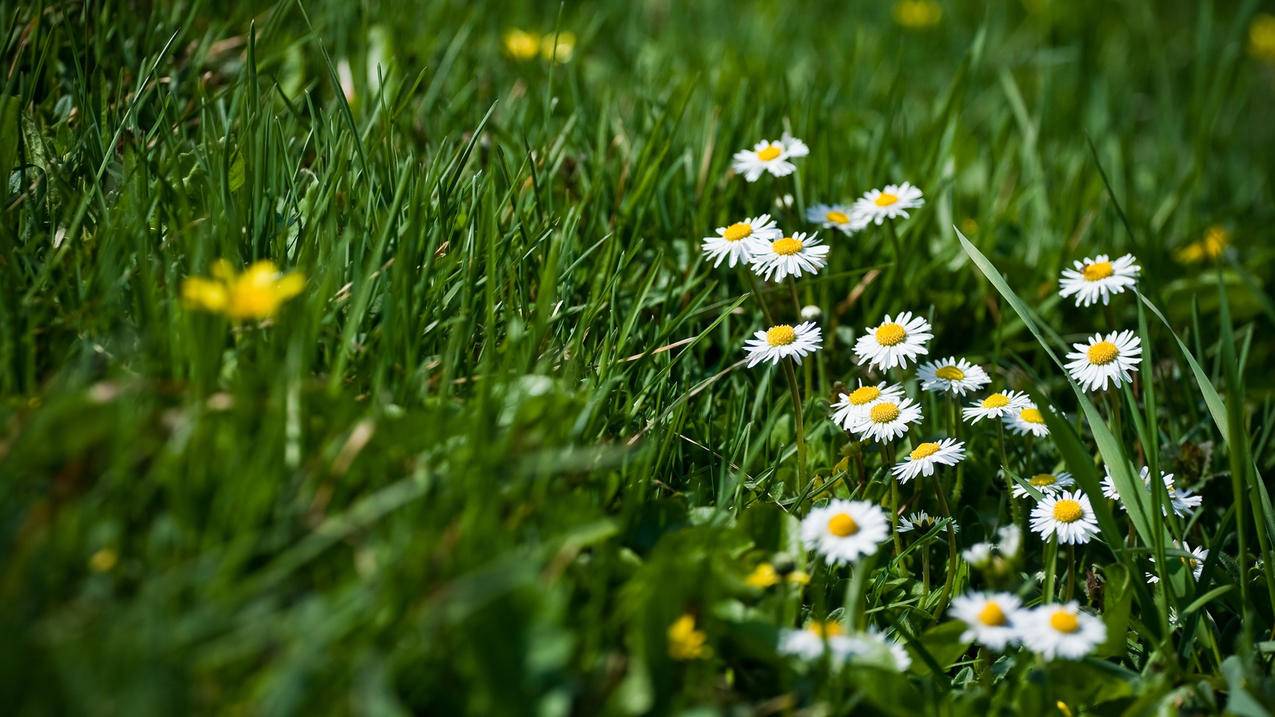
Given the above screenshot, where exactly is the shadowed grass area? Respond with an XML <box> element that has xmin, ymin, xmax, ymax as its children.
<box><xmin>2</xmin><ymin>0</ymin><xmax>1275</xmax><ymax>713</ymax></box>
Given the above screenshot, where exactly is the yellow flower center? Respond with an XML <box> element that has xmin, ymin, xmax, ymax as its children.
<box><xmin>1020</xmin><ymin>408</ymin><xmax>1046</xmax><ymax>424</ymax></box>
<box><xmin>1049</xmin><ymin>610</ymin><xmax>1080</xmax><ymax>633</ymax></box>
<box><xmin>722</xmin><ymin>222</ymin><xmax>752</xmax><ymax>242</ymax></box>
<box><xmin>1052</xmin><ymin>499</ymin><xmax>1083</xmax><ymax>523</ymax></box>
<box><xmin>766</xmin><ymin>325</ymin><xmax>796</xmax><ymax>347</ymax></box>
<box><xmin>1087</xmin><ymin>340</ymin><xmax>1119</xmax><ymax>365</ymax></box>
<box><xmin>827</xmin><ymin>513</ymin><xmax>860</xmax><ymax>537</ymax></box>
<box><xmin>1082</xmin><ymin>260</ymin><xmax>1114</xmax><ymax>281</ymax></box>
<box><xmin>807</xmin><ymin>620</ymin><xmax>846</xmax><ymax>638</ymax></box>
<box><xmin>756</xmin><ymin>145</ymin><xmax>782</xmax><ymax>161</ymax></box>
<box><xmin>910</xmin><ymin>442</ymin><xmax>940</xmax><ymax>460</ymax></box>
<box><xmin>977</xmin><ymin>602</ymin><xmax>1007</xmax><ymax>626</ymax></box>
<box><xmin>874</xmin><ymin>192</ymin><xmax>899</xmax><ymax>207</ymax></box>
<box><xmin>1030</xmin><ymin>474</ymin><xmax>1057</xmax><ymax>487</ymax></box>
<box><xmin>849</xmin><ymin>386</ymin><xmax>881</xmax><ymax>405</ymax></box>
<box><xmin>771</xmin><ymin>237</ymin><xmax>804</xmax><ymax>256</ymax></box>
<box><xmin>745</xmin><ymin>563</ymin><xmax>779</xmax><ymax>589</ymax></box>
<box><xmin>981</xmin><ymin>393</ymin><xmax>1010</xmax><ymax>409</ymax></box>
<box><xmin>935</xmin><ymin>365</ymin><xmax>965</xmax><ymax>381</ymax></box>
<box><xmin>874</xmin><ymin>322</ymin><xmax>907</xmax><ymax>346</ymax></box>
<box><xmin>826</xmin><ymin>210</ymin><xmax>850</xmax><ymax>224</ymax></box>
<box><xmin>870</xmin><ymin>402</ymin><xmax>901</xmax><ymax>424</ymax></box>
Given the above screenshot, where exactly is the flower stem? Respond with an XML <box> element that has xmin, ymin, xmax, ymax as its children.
<box><xmin>932</xmin><ymin>474</ymin><xmax>960</xmax><ymax>620</ymax></box>
<box><xmin>997</xmin><ymin>422</ymin><xmax>1022</xmax><ymax>527</ymax></box>
<box><xmin>881</xmin><ymin>442</ymin><xmax>901</xmax><ymax>556</ymax></box>
<box><xmin>782</xmin><ymin>359</ymin><xmax>808</xmax><ymax>496</ymax></box>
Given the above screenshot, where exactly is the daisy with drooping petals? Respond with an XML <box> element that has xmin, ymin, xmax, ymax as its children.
<box><xmin>848</xmin><ymin>397</ymin><xmax>923</xmax><ymax>444</ymax></box>
<box><xmin>701</xmin><ymin>214</ymin><xmax>781</xmax><ymax>268</ymax></box>
<box><xmin>891</xmin><ymin>438</ymin><xmax>965</xmax><ymax>483</ymax></box>
<box><xmin>743</xmin><ymin>322</ymin><xmax>822</xmax><ymax>368</ymax></box>
<box><xmin>997</xmin><ymin>524</ymin><xmax>1022</xmax><ymax>559</ymax></box>
<box><xmin>853</xmin><ymin>311</ymin><xmax>933</xmax><ymax>371</ymax></box>
<box><xmin>748</xmin><ymin>232</ymin><xmax>829</xmax><ymax>282</ymax></box>
<box><xmin>830</xmin><ymin>382</ymin><xmax>904</xmax><ymax>430</ymax></box>
<box><xmin>962</xmin><ymin>390</ymin><xmax>1030</xmax><ymax>423</ymax></box>
<box><xmin>805</xmin><ymin>203</ymin><xmax>865</xmax><ymax>235</ymax></box>
<box><xmin>1058</xmin><ymin>253</ymin><xmax>1140</xmax><ymax>307</ymax></box>
<box><xmin>1029</xmin><ymin>491</ymin><xmax>1100</xmax><ymax>545</ymax></box>
<box><xmin>731</xmin><ymin>133</ymin><xmax>809</xmax><ymax>182</ymax></box>
<box><xmin>1066</xmin><ymin>330</ymin><xmax>1142</xmax><ymax>392</ymax></box>
<box><xmin>1147</xmin><ymin>542</ymin><xmax>1209</xmax><ymax>584</ymax></box>
<box><xmin>1004</xmin><ymin>402</ymin><xmax>1050</xmax><ymax>437</ymax></box>
<box><xmin>850</xmin><ymin>182</ymin><xmax>925</xmax><ymax>225</ymax></box>
<box><xmin>1011</xmin><ymin>472</ymin><xmax>1075</xmax><ymax>499</ymax></box>
<box><xmin>1101</xmin><ymin>466</ymin><xmax>1202</xmax><ymax>517</ymax></box>
<box><xmin>950</xmin><ymin>592</ymin><xmax>1023</xmax><ymax>650</ymax></box>
<box><xmin>800</xmin><ymin>500</ymin><xmax>890</xmax><ymax>565</ymax></box>
<box><xmin>1019</xmin><ymin>602</ymin><xmax>1107</xmax><ymax>660</ymax></box>
<box><xmin>897</xmin><ymin>510</ymin><xmax>958</xmax><ymax>534</ymax></box>
<box><xmin>917</xmin><ymin>357</ymin><xmax>991</xmax><ymax>396</ymax></box>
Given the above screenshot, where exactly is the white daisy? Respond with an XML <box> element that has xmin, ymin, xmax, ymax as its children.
<box><xmin>1147</xmin><ymin>542</ymin><xmax>1208</xmax><ymax>584</ymax></box>
<box><xmin>891</xmin><ymin>438</ymin><xmax>965</xmax><ymax>483</ymax></box>
<box><xmin>853</xmin><ymin>311</ymin><xmax>933</xmax><ymax>371</ymax></box>
<box><xmin>1058</xmin><ymin>254</ymin><xmax>1140</xmax><ymax>307</ymax></box>
<box><xmin>917</xmin><ymin>357</ymin><xmax>991</xmax><ymax>396</ymax></box>
<box><xmin>1003</xmin><ymin>402</ymin><xmax>1050</xmax><ymax>437</ymax></box>
<box><xmin>962</xmin><ymin>542</ymin><xmax>994</xmax><ymax>568</ymax></box>
<box><xmin>997</xmin><ymin>524</ymin><xmax>1022</xmax><ymax>559</ymax></box>
<box><xmin>1065</xmin><ymin>330</ymin><xmax>1143</xmax><ymax>392</ymax></box>
<box><xmin>743</xmin><ymin>322</ymin><xmax>822</xmax><ymax>368</ymax></box>
<box><xmin>1029</xmin><ymin>491</ymin><xmax>1100</xmax><ymax>545</ymax></box>
<box><xmin>830</xmin><ymin>382</ymin><xmax>905</xmax><ymax>431</ymax></box>
<box><xmin>1102</xmin><ymin>466</ymin><xmax>1202</xmax><ymax>518</ymax></box>
<box><xmin>962</xmin><ymin>524</ymin><xmax>1022</xmax><ymax>568</ymax></box>
<box><xmin>847</xmin><ymin>397</ymin><xmax>923</xmax><ymax>444</ymax></box>
<box><xmin>897</xmin><ymin>510</ymin><xmax>958</xmax><ymax>534</ymax></box>
<box><xmin>805</xmin><ymin>203</ymin><xmax>866</xmax><ymax>235</ymax></box>
<box><xmin>961</xmin><ymin>390</ymin><xmax>1031</xmax><ymax>423</ymax></box>
<box><xmin>800</xmin><ymin>500</ymin><xmax>890</xmax><ymax>565</ymax></box>
<box><xmin>1011</xmin><ymin>472</ymin><xmax>1075</xmax><ymax>499</ymax></box>
<box><xmin>1019</xmin><ymin>602</ymin><xmax>1107</xmax><ymax>660</ymax></box>
<box><xmin>843</xmin><ymin>630</ymin><xmax>911</xmax><ymax>671</ymax></box>
<box><xmin>950</xmin><ymin>592</ymin><xmax>1023</xmax><ymax>650</ymax></box>
<box><xmin>701</xmin><ymin>214</ymin><xmax>781</xmax><ymax>268</ymax></box>
<box><xmin>800</xmin><ymin>304</ymin><xmax>822</xmax><ymax>320</ymax></box>
<box><xmin>731</xmin><ymin>133</ymin><xmax>809</xmax><ymax>182</ymax></box>
<box><xmin>748</xmin><ymin>232</ymin><xmax>829</xmax><ymax>282</ymax></box>
<box><xmin>778</xmin><ymin>621</ymin><xmax>852</xmax><ymax>663</ymax></box>
<box><xmin>849</xmin><ymin>181</ymin><xmax>925</xmax><ymax>225</ymax></box>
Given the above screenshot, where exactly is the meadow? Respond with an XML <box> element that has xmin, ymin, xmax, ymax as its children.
<box><xmin>3</xmin><ymin>0</ymin><xmax>1275</xmax><ymax>714</ymax></box>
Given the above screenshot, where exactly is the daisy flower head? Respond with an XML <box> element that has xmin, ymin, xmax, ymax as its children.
<box><xmin>853</xmin><ymin>311</ymin><xmax>933</xmax><ymax>371</ymax></box>
<box><xmin>1058</xmin><ymin>253</ymin><xmax>1140</xmax><ymax>307</ymax></box>
<box><xmin>843</xmin><ymin>630</ymin><xmax>912</xmax><ymax>672</ymax></box>
<box><xmin>997</xmin><ymin>524</ymin><xmax>1023</xmax><ymax>559</ymax></box>
<box><xmin>830</xmin><ymin>382</ymin><xmax>904</xmax><ymax>430</ymax></box>
<box><xmin>731</xmin><ymin>132</ymin><xmax>809</xmax><ymax>182</ymax></box>
<box><xmin>800</xmin><ymin>500</ymin><xmax>890</xmax><ymax>565</ymax></box>
<box><xmin>962</xmin><ymin>542</ymin><xmax>994</xmax><ymax>569</ymax></box>
<box><xmin>898</xmin><ymin>510</ymin><xmax>957</xmax><ymax>535</ymax></box>
<box><xmin>848</xmin><ymin>396</ymin><xmax>923</xmax><ymax>444</ymax></box>
<box><xmin>1011</xmin><ymin>471</ymin><xmax>1075</xmax><ymax>499</ymax></box>
<box><xmin>891</xmin><ymin>437</ymin><xmax>965</xmax><ymax>483</ymax></box>
<box><xmin>962</xmin><ymin>390</ymin><xmax>1030</xmax><ymax>423</ymax></box>
<box><xmin>1066</xmin><ymin>330</ymin><xmax>1142</xmax><ymax>392</ymax></box>
<box><xmin>1019</xmin><ymin>602</ymin><xmax>1107</xmax><ymax>660</ymax></box>
<box><xmin>1147</xmin><ymin>542</ymin><xmax>1209</xmax><ymax>584</ymax></box>
<box><xmin>950</xmin><ymin>591</ymin><xmax>1023</xmax><ymax>650</ymax></box>
<box><xmin>748</xmin><ymin>231</ymin><xmax>829</xmax><ymax>282</ymax></box>
<box><xmin>701</xmin><ymin>214</ymin><xmax>780</xmax><ymax>268</ymax></box>
<box><xmin>850</xmin><ymin>181</ymin><xmax>925</xmax><ymax>225</ymax></box>
<box><xmin>1004</xmin><ymin>402</ymin><xmax>1050</xmax><ymax>437</ymax></box>
<box><xmin>743</xmin><ymin>322</ymin><xmax>822</xmax><ymax>368</ymax></box>
<box><xmin>918</xmin><ymin>357</ymin><xmax>991</xmax><ymax>396</ymax></box>
<box><xmin>1030</xmin><ymin>490</ymin><xmax>1100</xmax><ymax>545</ymax></box>
<box><xmin>778</xmin><ymin>620</ymin><xmax>851</xmax><ymax>663</ymax></box>
<box><xmin>805</xmin><ymin>203</ymin><xmax>866</xmax><ymax>235</ymax></box>
<box><xmin>1102</xmin><ymin>466</ymin><xmax>1201</xmax><ymax>517</ymax></box>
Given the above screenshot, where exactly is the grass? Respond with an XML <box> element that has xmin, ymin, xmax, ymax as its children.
<box><xmin>3</xmin><ymin>0</ymin><xmax>1275</xmax><ymax>713</ymax></box>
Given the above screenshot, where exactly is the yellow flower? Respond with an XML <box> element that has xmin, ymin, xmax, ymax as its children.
<box><xmin>1056</xmin><ymin>701</ymin><xmax>1072</xmax><ymax>717</ymax></box>
<box><xmin>667</xmin><ymin>614</ymin><xmax>708</xmax><ymax>660</ymax></box>
<box><xmin>1250</xmin><ymin>14</ymin><xmax>1275</xmax><ymax>61</ymax></box>
<box><xmin>89</xmin><ymin>548</ymin><xmax>118</xmax><ymax>572</ymax></box>
<box><xmin>504</xmin><ymin>29</ymin><xmax>542</xmax><ymax>61</ymax></box>
<box><xmin>1175</xmin><ymin>226</ymin><xmax>1229</xmax><ymax>264</ymax></box>
<box><xmin>540</xmin><ymin>32</ymin><xmax>575</xmax><ymax>63</ymax></box>
<box><xmin>182</xmin><ymin>259</ymin><xmax>304</xmax><ymax>321</ymax></box>
<box><xmin>786</xmin><ymin>569</ymin><xmax>811</xmax><ymax>586</ymax></box>
<box><xmin>746</xmin><ymin>562</ymin><xmax>780</xmax><ymax>588</ymax></box>
<box><xmin>893</xmin><ymin>0</ymin><xmax>942</xmax><ymax>29</ymax></box>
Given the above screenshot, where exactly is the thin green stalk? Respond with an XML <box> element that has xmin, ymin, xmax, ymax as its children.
<box><xmin>783</xmin><ymin>359</ymin><xmax>809</xmax><ymax>496</ymax></box>
<box><xmin>998</xmin><ymin>422</ymin><xmax>1022</xmax><ymax>527</ymax></box>
<box><xmin>882</xmin><ymin>442</ymin><xmax>901</xmax><ymax>556</ymax></box>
